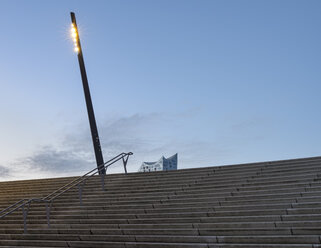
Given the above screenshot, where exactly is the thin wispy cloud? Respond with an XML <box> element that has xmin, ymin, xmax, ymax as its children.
<box><xmin>0</xmin><ymin>165</ymin><xmax>11</xmax><ymax>179</ymax></box>
<box><xmin>0</xmin><ymin>112</ymin><xmax>267</xmax><ymax>180</ymax></box>
<box><xmin>25</xmin><ymin>147</ymin><xmax>91</xmax><ymax>173</ymax></box>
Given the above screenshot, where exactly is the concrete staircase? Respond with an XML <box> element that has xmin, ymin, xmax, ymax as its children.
<box><xmin>1</xmin><ymin>156</ymin><xmax>321</xmax><ymax>247</ymax></box>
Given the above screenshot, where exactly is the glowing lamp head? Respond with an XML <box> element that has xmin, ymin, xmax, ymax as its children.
<box><xmin>70</xmin><ymin>23</ymin><xmax>80</xmax><ymax>53</ymax></box>
<box><xmin>70</xmin><ymin>24</ymin><xmax>78</xmax><ymax>38</ymax></box>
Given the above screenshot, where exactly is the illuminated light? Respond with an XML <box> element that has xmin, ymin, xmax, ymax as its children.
<box><xmin>70</xmin><ymin>21</ymin><xmax>79</xmax><ymax>53</ymax></box>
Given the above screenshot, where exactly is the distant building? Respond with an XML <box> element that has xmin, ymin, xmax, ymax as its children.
<box><xmin>139</xmin><ymin>154</ymin><xmax>178</xmax><ymax>172</ymax></box>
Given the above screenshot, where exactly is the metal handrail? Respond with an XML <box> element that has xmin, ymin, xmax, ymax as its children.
<box><xmin>0</xmin><ymin>152</ymin><xmax>133</xmax><ymax>233</ymax></box>
<box><xmin>0</xmin><ymin>199</ymin><xmax>27</xmax><ymax>216</ymax></box>
<box><xmin>43</xmin><ymin>152</ymin><xmax>131</xmax><ymax>202</ymax></box>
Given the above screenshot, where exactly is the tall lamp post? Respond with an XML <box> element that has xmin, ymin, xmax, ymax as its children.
<box><xmin>70</xmin><ymin>12</ymin><xmax>105</xmax><ymax>175</ymax></box>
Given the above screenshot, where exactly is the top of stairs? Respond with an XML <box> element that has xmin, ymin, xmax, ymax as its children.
<box><xmin>1</xmin><ymin>155</ymin><xmax>321</xmax><ymax>248</ymax></box>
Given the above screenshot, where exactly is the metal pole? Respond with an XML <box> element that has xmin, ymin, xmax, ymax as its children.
<box><xmin>70</xmin><ymin>12</ymin><xmax>105</xmax><ymax>175</ymax></box>
<box><xmin>22</xmin><ymin>205</ymin><xmax>27</xmax><ymax>234</ymax></box>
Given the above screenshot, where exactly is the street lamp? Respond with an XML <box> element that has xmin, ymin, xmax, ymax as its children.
<box><xmin>70</xmin><ymin>12</ymin><xmax>105</xmax><ymax>175</ymax></box>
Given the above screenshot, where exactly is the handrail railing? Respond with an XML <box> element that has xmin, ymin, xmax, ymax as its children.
<box><xmin>0</xmin><ymin>152</ymin><xmax>133</xmax><ymax>233</ymax></box>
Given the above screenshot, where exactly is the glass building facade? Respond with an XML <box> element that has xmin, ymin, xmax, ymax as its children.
<box><xmin>138</xmin><ymin>154</ymin><xmax>178</xmax><ymax>172</ymax></box>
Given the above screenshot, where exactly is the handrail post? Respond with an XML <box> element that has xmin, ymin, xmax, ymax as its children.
<box><xmin>122</xmin><ymin>155</ymin><xmax>129</xmax><ymax>174</ymax></box>
<box><xmin>100</xmin><ymin>172</ymin><xmax>105</xmax><ymax>191</ymax></box>
<box><xmin>78</xmin><ymin>184</ymin><xmax>83</xmax><ymax>205</ymax></box>
<box><xmin>45</xmin><ymin>202</ymin><xmax>51</xmax><ymax>228</ymax></box>
<box><xmin>22</xmin><ymin>205</ymin><xmax>27</xmax><ymax>234</ymax></box>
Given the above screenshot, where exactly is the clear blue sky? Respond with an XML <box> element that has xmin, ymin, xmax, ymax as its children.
<box><xmin>0</xmin><ymin>0</ymin><xmax>321</xmax><ymax>180</ymax></box>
